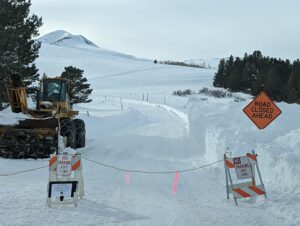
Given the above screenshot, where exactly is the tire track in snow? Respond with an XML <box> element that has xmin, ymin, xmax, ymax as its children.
<box><xmin>122</xmin><ymin>98</ymin><xmax>190</xmax><ymax>136</ymax></box>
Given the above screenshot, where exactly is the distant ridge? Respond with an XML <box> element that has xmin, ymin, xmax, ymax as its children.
<box><xmin>37</xmin><ymin>30</ymin><xmax>98</xmax><ymax>48</ymax></box>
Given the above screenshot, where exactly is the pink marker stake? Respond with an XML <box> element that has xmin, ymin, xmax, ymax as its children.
<box><xmin>125</xmin><ymin>172</ymin><xmax>131</xmax><ymax>185</ymax></box>
<box><xmin>173</xmin><ymin>171</ymin><xmax>180</xmax><ymax>195</ymax></box>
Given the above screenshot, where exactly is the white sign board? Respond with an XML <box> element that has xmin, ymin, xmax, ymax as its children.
<box><xmin>233</xmin><ymin>157</ymin><xmax>253</xmax><ymax>179</ymax></box>
<box><xmin>57</xmin><ymin>154</ymin><xmax>72</xmax><ymax>176</ymax></box>
<box><xmin>50</xmin><ymin>183</ymin><xmax>72</xmax><ymax>198</ymax></box>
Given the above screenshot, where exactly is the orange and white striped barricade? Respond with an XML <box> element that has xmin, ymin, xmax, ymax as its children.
<box><xmin>47</xmin><ymin>153</ymin><xmax>84</xmax><ymax>207</ymax></box>
<box><xmin>224</xmin><ymin>150</ymin><xmax>266</xmax><ymax>206</ymax></box>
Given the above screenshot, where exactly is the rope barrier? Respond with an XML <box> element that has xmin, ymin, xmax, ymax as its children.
<box><xmin>82</xmin><ymin>156</ymin><xmax>223</xmax><ymax>174</ymax></box>
<box><xmin>0</xmin><ymin>157</ymin><xmax>223</xmax><ymax>177</ymax></box>
<box><xmin>0</xmin><ymin>165</ymin><xmax>48</xmax><ymax>177</ymax></box>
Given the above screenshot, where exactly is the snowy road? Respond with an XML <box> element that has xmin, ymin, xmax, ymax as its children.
<box><xmin>0</xmin><ymin>37</ymin><xmax>299</xmax><ymax>225</ymax></box>
<box><xmin>1</xmin><ymin>97</ymin><xmax>296</xmax><ymax>226</ymax></box>
<box><xmin>75</xmin><ymin>99</ymin><xmax>291</xmax><ymax>226</ymax></box>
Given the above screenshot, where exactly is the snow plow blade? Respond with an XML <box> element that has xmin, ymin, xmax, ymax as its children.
<box><xmin>0</xmin><ymin>118</ymin><xmax>58</xmax><ymax>159</ymax></box>
<box><xmin>17</xmin><ymin>117</ymin><xmax>59</xmax><ymax>129</ymax></box>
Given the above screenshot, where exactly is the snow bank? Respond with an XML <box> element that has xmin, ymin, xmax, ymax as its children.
<box><xmin>186</xmin><ymin>96</ymin><xmax>300</xmax><ymax>225</ymax></box>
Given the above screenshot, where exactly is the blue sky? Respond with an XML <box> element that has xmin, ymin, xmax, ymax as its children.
<box><xmin>31</xmin><ymin>0</ymin><xmax>300</xmax><ymax>60</ymax></box>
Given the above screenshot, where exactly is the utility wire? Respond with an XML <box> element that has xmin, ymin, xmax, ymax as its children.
<box><xmin>82</xmin><ymin>156</ymin><xmax>223</xmax><ymax>174</ymax></box>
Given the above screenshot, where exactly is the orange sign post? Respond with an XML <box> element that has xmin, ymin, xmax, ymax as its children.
<box><xmin>243</xmin><ymin>91</ymin><xmax>281</xmax><ymax>129</ymax></box>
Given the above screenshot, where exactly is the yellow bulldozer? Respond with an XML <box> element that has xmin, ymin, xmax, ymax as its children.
<box><xmin>0</xmin><ymin>74</ymin><xmax>86</xmax><ymax>159</ymax></box>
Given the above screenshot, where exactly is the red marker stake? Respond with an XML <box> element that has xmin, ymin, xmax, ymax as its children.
<box><xmin>173</xmin><ymin>171</ymin><xmax>180</xmax><ymax>195</ymax></box>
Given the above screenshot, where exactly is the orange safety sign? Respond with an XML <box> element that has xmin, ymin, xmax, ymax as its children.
<box><xmin>49</xmin><ymin>154</ymin><xmax>81</xmax><ymax>172</ymax></box>
<box><xmin>243</xmin><ymin>91</ymin><xmax>281</xmax><ymax>129</ymax></box>
<box><xmin>225</xmin><ymin>154</ymin><xmax>256</xmax><ymax>168</ymax></box>
<box><xmin>224</xmin><ymin>151</ymin><xmax>266</xmax><ymax>206</ymax></box>
<box><xmin>48</xmin><ymin>153</ymin><xmax>84</xmax><ymax>207</ymax></box>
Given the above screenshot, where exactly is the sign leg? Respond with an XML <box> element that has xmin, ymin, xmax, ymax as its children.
<box><xmin>234</xmin><ymin>197</ymin><xmax>238</xmax><ymax>206</ymax></box>
<box><xmin>227</xmin><ymin>167</ymin><xmax>237</xmax><ymax>206</ymax></box>
<box><xmin>224</xmin><ymin>154</ymin><xmax>229</xmax><ymax>199</ymax></box>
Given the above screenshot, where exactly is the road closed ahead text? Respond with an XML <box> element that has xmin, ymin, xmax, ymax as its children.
<box><xmin>251</xmin><ymin>101</ymin><xmax>274</xmax><ymax>119</ymax></box>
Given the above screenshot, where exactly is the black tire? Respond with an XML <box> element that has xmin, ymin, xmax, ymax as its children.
<box><xmin>60</xmin><ymin>119</ymin><xmax>75</xmax><ymax>148</ymax></box>
<box><xmin>73</xmin><ymin>119</ymin><xmax>86</xmax><ymax>148</ymax></box>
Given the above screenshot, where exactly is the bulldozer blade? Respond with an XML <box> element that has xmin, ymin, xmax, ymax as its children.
<box><xmin>18</xmin><ymin>117</ymin><xmax>59</xmax><ymax>129</ymax></box>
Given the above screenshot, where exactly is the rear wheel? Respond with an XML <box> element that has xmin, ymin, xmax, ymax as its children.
<box><xmin>73</xmin><ymin>119</ymin><xmax>86</xmax><ymax>148</ymax></box>
<box><xmin>60</xmin><ymin>119</ymin><xmax>75</xmax><ymax>148</ymax></box>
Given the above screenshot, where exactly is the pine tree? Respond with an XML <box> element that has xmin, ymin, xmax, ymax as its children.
<box><xmin>223</xmin><ymin>55</ymin><xmax>234</xmax><ymax>88</ymax></box>
<box><xmin>0</xmin><ymin>0</ymin><xmax>42</xmax><ymax>100</ymax></box>
<box><xmin>252</xmin><ymin>66</ymin><xmax>268</xmax><ymax>95</ymax></box>
<box><xmin>241</xmin><ymin>62</ymin><xmax>255</xmax><ymax>92</ymax></box>
<box><xmin>213</xmin><ymin>58</ymin><xmax>226</xmax><ymax>87</ymax></box>
<box><xmin>213</xmin><ymin>51</ymin><xmax>299</xmax><ymax>103</ymax></box>
<box><xmin>227</xmin><ymin>57</ymin><xmax>242</xmax><ymax>91</ymax></box>
<box><xmin>287</xmin><ymin>60</ymin><xmax>300</xmax><ymax>103</ymax></box>
<box><xmin>263</xmin><ymin>66</ymin><xmax>284</xmax><ymax>101</ymax></box>
<box><xmin>61</xmin><ymin>66</ymin><xmax>93</xmax><ymax>104</ymax></box>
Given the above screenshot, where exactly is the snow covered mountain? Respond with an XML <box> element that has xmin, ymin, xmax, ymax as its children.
<box><xmin>0</xmin><ymin>30</ymin><xmax>299</xmax><ymax>226</ymax></box>
<box><xmin>36</xmin><ymin>30</ymin><xmax>141</xmax><ymax>76</ymax></box>
<box><xmin>37</xmin><ymin>30</ymin><xmax>99</xmax><ymax>48</ymax></box>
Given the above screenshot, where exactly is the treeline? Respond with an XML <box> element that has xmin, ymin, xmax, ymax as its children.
<box><xmin>154</xmin><ymin>60</ymin><xmax>211</xmax><ymax>69</ymax></box>
<box><xmin>213</xmin><ymin>51</ymin><xmax>300</xmax><ymax>103</ymax></box>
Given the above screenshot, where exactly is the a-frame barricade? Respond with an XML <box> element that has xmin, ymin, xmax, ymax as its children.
<box><xmin>224</xmin><ymin>150</ymin><xmax>266</xmax><ymax>206</ymax></box>
<box><xmin>47</xmin><ymin>153</ymin><xmax>84</xmax><ymax>207</ymax></box>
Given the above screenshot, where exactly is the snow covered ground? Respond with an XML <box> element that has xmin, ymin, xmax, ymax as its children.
<box><xmin>0</xmin><ymin>31</ymin><xmax>299</xmax><ymax>226</ymax></box>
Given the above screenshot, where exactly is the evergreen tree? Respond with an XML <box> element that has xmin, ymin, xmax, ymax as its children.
<box><xmin>212</xmin><ymin>51</ymin><xmax>300</xmax><ymax>104</ymax></box>
<box><xmin>227</xmin><ymin>57</ymin><xmax>242</xmax><ymax>91</ymax></box>
<box><xmin>263</xmin><ymin>66</ymin><xmax>282</xmax><ymax>100</ymax></box>
<box><xmin>61</xmin><ymin>66</ymin><xmax>93</xmax><ymax>104</ymax></box>
<box><xmin>252</xmin><ymin>66</ymin><xmax>268</xmax><ymax>95</ymax></box>
<box><xmin>287</xmin><ymin>60</ymin><xmax>300</xmax><ymax>103</ymax></box>
<box><xmin>223</xmin><ymin>55</ymin><xmax>234</xmax><ymax>88</ymax></box>
<box><xmin>241</xmin><ymin>61</ymin><xmax>256</xmax><ymax>92</ymax></box>
<box><xmin>252</xmin><ymin>50</ymin><xmax>262</xmax><ymax>59</ymax></box>
<box><xmin>0</xmin><ymin>0</ymin><xmax>42</xmax><ymax>97</ymax></box>
<box><xmin>213</xmin><ymin>58</ymin><xmax>226</xmax><ymax>87</ymax></box>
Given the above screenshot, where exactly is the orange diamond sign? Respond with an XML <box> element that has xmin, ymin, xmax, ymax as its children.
<box><xmin>243</xmin><ymin>91</ymin><xmax>282</xmax><ymax>129</ymax></box>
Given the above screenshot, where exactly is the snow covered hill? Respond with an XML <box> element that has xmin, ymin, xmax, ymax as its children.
<box><xmin>37</xmin><ymin>30</ymin><xmax>141</xmax><ymax>73</ymax></box>
<box><xmin>0</xmin><ymin>30</ymin><xmax>299</xmax><ymax>226</ymax></box>
<box><xmin>37</xmin><ymin>30</ymin><xmax>99</xmax><ymax>48</ymax></box>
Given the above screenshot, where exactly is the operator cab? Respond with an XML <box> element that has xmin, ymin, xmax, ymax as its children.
<box><xmin>41</xmin><ymin>78</ymin><xmax>69</xmax><ymax>102</ymax></box>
